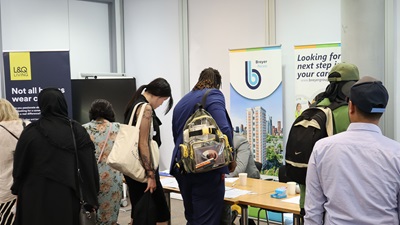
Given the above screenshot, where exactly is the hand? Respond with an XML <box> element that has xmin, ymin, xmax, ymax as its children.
<box><xmin>228</xmin><ymin>160</ymin><xmax>237</xmax><ymax>172</ymax></box>
<box><xmin>145</xmin><ymin>177</ymin><xmax>157</xmax><ymax>193</ymax></box>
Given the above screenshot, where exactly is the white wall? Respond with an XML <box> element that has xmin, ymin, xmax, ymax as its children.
<box><xmin>123</xmin><ymin>0</ymin><xmax>182</xmax><ymax>170</ymax></box>
<box><xmin>0</xmin><ymin>0</ymin><xmax>111</xmax><ymax>80</ymax></box>
<box><xmin>1</xmin><ymin>0</ymin><xmax>69</xmax><ymax>51</ymax></box>
<box><xmin>68</xmin><ymin>1</ymin><xmax>111</xmax><ymax>79</ymax></box>
<box><xmin>188</xmin><ymin>0</ymin><xmax>267</xmax><ymax>108</ymax></box>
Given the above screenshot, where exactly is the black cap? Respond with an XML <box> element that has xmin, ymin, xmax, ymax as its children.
<box><xmin>349</xmin><ymin>76</ymin><xmax>389</xmax><ymax>113</ymax></box>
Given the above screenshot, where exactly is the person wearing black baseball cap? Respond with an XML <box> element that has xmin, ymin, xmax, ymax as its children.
<box><xmin>349</xmin><ymin>76</ymin><xmax>389</xmax><ymax>117</ymax></box>
<box><xmin>305</xmin><ymin>76</ymin><xmax>400</xmax><ymax>225</ymax></box>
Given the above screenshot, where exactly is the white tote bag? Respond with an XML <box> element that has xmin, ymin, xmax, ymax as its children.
<box><xmin>107</xmin><ymin>102</ymin><xmax>159</xmax><ymax>183</ymax></box>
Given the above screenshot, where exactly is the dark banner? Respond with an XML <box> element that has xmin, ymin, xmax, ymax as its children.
<box><xmin>3</xmin><ymin>51</ymin><xmax>72</xmax><ymax>121</ymax></box>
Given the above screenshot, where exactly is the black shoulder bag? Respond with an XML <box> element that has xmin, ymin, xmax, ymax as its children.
<box><xmin>69</xmin><ymin>120</ymin><xmax>97</xmax><ymax>225</ymax></box>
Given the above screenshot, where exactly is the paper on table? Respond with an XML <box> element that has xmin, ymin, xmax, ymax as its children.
<box><xmin>281</xmin><ymin>195</ymin><xmax>300</xmax><ymax>204</ymax></box>
<box><xmin>160</xmin><ymin>177</ymin><xmax>179</xmax><ymax>189</ymax></box>
<box><xmin>224</xmin><ymin>188</ymin><xmax>251</xmax><ymax>198</ymax></box>
<box><xmin>225</xmin><ymin>177</ymin><xmax>239</xmax><ymax>183</ymax></box>
<box><xmin>161</xmin><ymin>177</ymin><xmax>251</xmax><ymax>198</ymax></box>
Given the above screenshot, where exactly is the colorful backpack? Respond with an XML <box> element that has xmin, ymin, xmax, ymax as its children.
<box><xmin>176</xmin><ymin>90</ymin><xmax>233</xmax><ymax>173</ymax></box>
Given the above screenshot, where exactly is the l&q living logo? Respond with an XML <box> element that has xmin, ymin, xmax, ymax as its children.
<box><xmin>9</xmin><ymin>52</ymin><xmax>32</xmax><ymax>81</ymax></box>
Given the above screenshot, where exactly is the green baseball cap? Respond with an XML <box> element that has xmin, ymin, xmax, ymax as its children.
<box><xmin>328</xmin><ymin>62</ymin><xmax>360</xmax><ymax>82</ymax></box>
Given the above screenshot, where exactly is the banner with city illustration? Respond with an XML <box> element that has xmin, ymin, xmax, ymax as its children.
<box><xmin>294</xmin><ymin>43</ymin><xmax>341</xmax><ymax>118</ymax></box>
<box><xmin>229</xmin><ymin>46</ymin><xmax>283</xmax><ymax>176</ymax></box>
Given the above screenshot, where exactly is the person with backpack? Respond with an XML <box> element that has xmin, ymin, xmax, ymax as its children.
<box><xmin>285</xmin><ymin>62</ymin><xmax>360</xmax><ymax>216</ymax></box>
<box><xmin>170</xmin><ymin>67</ymin><xmax>236</xmax><ymax>225</ymax></box>
<box><xmin>305</xmin><ymin>76</ymin><xmax>400</xmax><ymax>224</ymax></box>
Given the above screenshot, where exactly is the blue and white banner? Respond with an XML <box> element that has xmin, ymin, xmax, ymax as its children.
<box><xmin>229</xmin><ymin>46</ymin><xmax>283</xmax><ymax>175</ymax></box>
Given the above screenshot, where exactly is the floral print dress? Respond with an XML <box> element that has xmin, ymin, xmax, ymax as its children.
<box><xmin>83</xmin><ymin>120</ymin><xmax>123</xmax><ymax>225</ymax></box>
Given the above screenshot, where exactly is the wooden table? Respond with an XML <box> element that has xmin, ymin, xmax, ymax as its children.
<box><xmin>226</xmin><ymin>177</ymin><xmax>285</xmax><ymax>194</ymax></box>
<box><xmin>161</xmin><ymin>176</ymin><xmax>302</xmax><ymax>225</ymax></box>
<box><xmin>227</xmin><ymin>178</ymin><xmax>301</xmax><ymax>225</ymax></box>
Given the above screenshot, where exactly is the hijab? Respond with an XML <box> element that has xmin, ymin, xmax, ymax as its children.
<box><xmin>28</xmin><ymin>88</ymin><xmax>97</xmax><ymax>205</ymax></box>
<box><xmin>36</xmin><ymin>88</ymin><xmax>92</xmax><ymax>151</ymax></box>
<box><xmin>12</xmin><ymin>88</ymin><xmax>99</xmax><ymax>209</ymax></box>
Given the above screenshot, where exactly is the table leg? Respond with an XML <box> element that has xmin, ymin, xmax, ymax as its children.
<box><xmin>239</xmin><ymin>205</ymin><xmax>248</xmax><ymax>225</ymax></box>
<box><xmin>293</xmin><ymin>214</ymin><xmax>303</xmax><ymax>225</ymax></box>
<box><xmin>164</xmin><ymin>192</ymin><xmax>171</xmax><ymax>225</ymax></box>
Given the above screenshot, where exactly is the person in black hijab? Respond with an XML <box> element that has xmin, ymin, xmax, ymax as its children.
<box><xmin>11</xmin><ymin>88</ymin><xmax>99</xmax><ymax>225</ymax></box>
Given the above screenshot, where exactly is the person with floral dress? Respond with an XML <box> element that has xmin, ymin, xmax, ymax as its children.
<box><xmin>83</xmin><ymin>99</ymin><xmax>123</xmax><ymax>225</ymax></box>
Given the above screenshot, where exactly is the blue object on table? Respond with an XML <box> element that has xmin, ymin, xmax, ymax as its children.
<box><xmin>270</xmin><ymin>193</ymin><xmax>287</xmax><ymax>199</ymax></box>
<box><xmin>270</xmin><ymin>187</ymin><xmax>287</xmax><ymax>199</ymax></box>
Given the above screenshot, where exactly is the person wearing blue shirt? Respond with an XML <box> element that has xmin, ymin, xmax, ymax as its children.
<box><xmin>170</xmin><ymin>67</ymin><xmax>235</xmax><ymax>225</ymax></box>
<box><xmin>305</xmin><ymin>76</ymin><xmax>400</xmax><ymax>225</ymax></box>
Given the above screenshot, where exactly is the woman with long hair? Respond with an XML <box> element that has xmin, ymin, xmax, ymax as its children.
<box><xmin>123</xmin><ymin>78</ymin><xmax>173</xmax><ymax>225</ymax></box>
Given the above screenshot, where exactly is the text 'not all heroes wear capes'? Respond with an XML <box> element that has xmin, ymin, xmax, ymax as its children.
<box><xmin>11</xmin><ymin>88</ymin><xmax>99</xmax><ymax>225</ymax></box>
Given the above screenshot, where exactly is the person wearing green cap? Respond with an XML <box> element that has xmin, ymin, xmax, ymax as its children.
<box><xmin>299</xmin><ymin>62</ymin><xmax>360</xmax><ymax>216</ymax></box>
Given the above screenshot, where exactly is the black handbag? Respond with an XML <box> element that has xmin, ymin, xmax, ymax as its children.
<box><xmin>79</xmin><ymin>203</ymin><xmax>96</xmax><ymax>225</ymax></box>
<box><xmin>70</xmin><ymin>121</ymin><xmax>97</xmax><ymax>225</ymax></box>
<box><xmin>133</xmin><ymin>191</ymin><xmax>157</xmax><ymax>225</ymax></box>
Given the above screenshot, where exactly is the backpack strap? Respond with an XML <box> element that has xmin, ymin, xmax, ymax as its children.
<box><xmin>189</xmin><ymin>127</ymin><xmax>218</xmax><ymax>137</ymax></box>
<box><xmin>201</xmin><ymin>89</ymin><xmax>212</xmax><ymax>108</ymax></box>
<box><xmin>0</xmin><ymin>124</ymin><xmax>19</xmax><ymax>140</ymax></box>
<box><xmin>318</xmin><ymin>107</ymin><xmax>334</xmax><ymax>137</ymax></box>
<box><xmin>193</xmin><ymin>89</ymin><xmax>212</xmax><ymax>112</ymax></box>
<box><xmin>327</xmin><ymin>100</ymin><xmax>347</xmax><ymax>111</ymax></box>
<box><xmin>318</xmin><ymin>99</ymin><xmax>346</xmax><ymax>132</ymax></box>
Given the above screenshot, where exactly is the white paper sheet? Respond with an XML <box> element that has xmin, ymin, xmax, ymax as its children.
<box><xmin>282</xmin><ymin>196</ymin><xmax>300</xmax><ymax>204</ymax></box>
<box><xmin>160</xmin><ymin>177</ymin><xmax>179</xmax><ymax>189</ymax></box>
<box><xmin>162</xmin><ymin>177</ymin><xmax>252</xmax><ymax>199</ymax></box>
<box><xmin>225</xmin><ymin>177</ymin><xmax>239</xmax><ymax>183</ymax></box>
<box><xmin>224</xmin><ymin>188</ymin><xmax>252</xmax><ymax>198</ymax></box>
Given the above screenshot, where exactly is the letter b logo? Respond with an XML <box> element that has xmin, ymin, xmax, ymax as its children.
<box><xmin>245</xmin><ymin>61</ymin><xmax>261</xmax><ymax>89</ymax></box>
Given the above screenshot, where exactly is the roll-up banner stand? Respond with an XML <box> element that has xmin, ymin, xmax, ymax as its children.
<box><xmin>229</xmin><ymin>45</ymin><xmax>283</xmax><ymax>176</ymax></box>
<box><xmin>294</xmin><ymin>43</ymin><xmax>341</xmax><ymax>116</ymax></box>
<box><xmin>3</xmin><ymin>51</ymin><xmax>72</xmax><ymax>121</ymax></box>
